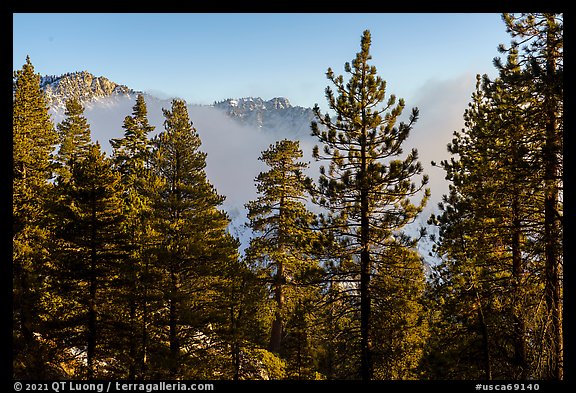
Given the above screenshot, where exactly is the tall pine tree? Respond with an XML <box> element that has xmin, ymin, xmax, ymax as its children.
<box><xmin>48</xmin><ymin>143</ymin><xmax>127</xmax><ymax>378</ymax></box>
<box><xmin>425</xmin><ymin>13</ymin><xmax>563</xmax><ymax>380</ymax></box>
<box><xmin>13</xmin><ymin>56</ymin><xmax>58</xmax><ymax>378</ymax></box>
<box><xmin>245</xmin><ymin>139</ymin><xmax>317</xmax><ymax>355</ymax></box>
<box><xmin>310</xmin><ymin>30</ymin><xmax>429</xmax><ymax>380</ymax></box>
<box><xmin>110</xmin><ymin>93</ymin><xmax>156</xmax><ymax>379</ymax></box>
<box><xmin>499</xmin><ymin>13</ymin><xmax>563</xmax><ymax>379</ymax></box>
<box><xmin>147</xmin><ymin>98</ymin><xmax>239</xmax><ymax>378</ymax></box>
<box><xmin>245</xmin><ymin>139</ymin><xmax>322</xmax><ymax>378</ymax></box>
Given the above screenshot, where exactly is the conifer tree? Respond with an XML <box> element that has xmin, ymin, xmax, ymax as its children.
<box><xmin>425</xmin><ymin>66</ymin><xmax>536</xmax><ymax>378</ymax></box>
<box><xmin>12</xmin><ymin>56</ymin><xmax>58</xmax><ymax>378</ymax></box>
<box><xmin>282</xmin><ymin>298</ymin><xmax>322</xmax><ymax>379</ymax></box>
<box><xmin>499</xmin><ymin>13</ymin><xmax>563</xmax><ymax>379</ymax></box>
<box><xmin>222</xmin><ymin>261</ymin><xmax>270</xmax><ymax>380</ymax></box>
<box><xmin>425</xmin><ymin>176</ymin><xmax>506</xmax><ymax>378</ymax></box>
<box><xmin>55</xmin><ymin>97</ymin><xmax>92</xmax><ymax>180</ymax></box>
<box><xmin>370</xmin><ymin>245</ymin><xmax>428</xmax><ymax>379</ymax></box>
<box><xmin>148</xmin><ymin>98</ymin><xmax>239</xmax><ymax>378</ymax></box>
<box><xmin>111</xmin><ymin>94</ymin><xmax>155</xmax><ymax>179</ymax></box>
<box><xmin>245</xmin><ymin>139</ymin><xmax>318</xmax><ymax>358</ymax></box>
<box><xmin>425</xmin><ymin>13</ymin><xmax>563</xmax><ymax>380</ymax></box>
<box><xmin>310</xmin><ymin>30</ymin><xmax>429</xmax><ymax>380</ymax></box>
<box><xmin>48</xmin><ymin>143</ymin><xmax>127</xmax><ymax>378</ymax></box>
<box><xmin>110</xmin><ymin>94</ymin><xmax>156</xmax><ymax>379</ymax></box>
<box><xmin>486</xmin><ymin>54</ymin><xmax>536</xmax><ymax>379</ymax></box>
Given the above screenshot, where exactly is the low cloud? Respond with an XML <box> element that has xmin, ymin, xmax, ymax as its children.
<box><xmin>401</xmin><ymin>73</ymin><xmax>476</xmax><ymax>260</ymax></box>
<box><xmin>405</xmin><ymin>73</ymin><xmax>476</xmax><ymax>216</ymax></box>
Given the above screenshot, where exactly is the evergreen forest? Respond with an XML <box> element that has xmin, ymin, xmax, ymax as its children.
<box><xmin>13</xmin><ymin>14</ymin><xmax>563</xmax><ymax>381</ymax></box>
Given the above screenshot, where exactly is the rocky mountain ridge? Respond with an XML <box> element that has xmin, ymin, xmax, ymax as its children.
<box><xmin>38</xmin><ymin>71</ymin><xmax>138</xmax><ymax>109</ymax></box>
<box><xmin>33</xmin><ymin>71</ymin><xmax>315</xmax><ymax>135</ymax></box>
<box><xmin>213</xmin><ymin>97</ymin><xmax>315</xmax><ymax>135</ymax></box>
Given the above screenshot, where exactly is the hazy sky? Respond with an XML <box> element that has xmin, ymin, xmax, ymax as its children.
<box><xmin>13</xmin><ymin>13</ymin><xmax>511</xmax><ymax>109</ymax></box>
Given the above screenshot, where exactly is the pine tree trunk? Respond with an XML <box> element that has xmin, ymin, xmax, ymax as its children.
<box><xmin>512</xmin><ymin>189</ymin><xmax>528</xmax><ymax>378</ymax></box>
<box><xmin>128</xmin><ymin>289</ymin><xmax>137</xmax><ymax>380</ymax></box>
<box><xmin>87</xmin><ymin>186</ymin><xmax>97</xmax><ymax>379</ymax></box>
<box><xmin>477</xmin><ymin>304</ymin><xmax>491</xmax><ymax>380</ymax></box>
<box><xmin>297</xmin><ymin>329</ymin><xmax>302</xmax><ymax>380</ymax></box>
<box><xmin>231</xmin><ymin>294</ymin><xmax>241</xmax><ymax>381</ymax></box>
<box><xmin>360</xmin><ymin>238</ymin><xmax>372</xmax><ymax>381</ymax></box>
<box><xmin>270</xmin><ymin>191</ymin><xmax>286</xmax><ymax>354</ymax></box>
<box><xmin>359</xmin><ymin>122</ymin><xmax>373</xmax><ymax>381</ymax></box>
<box><xmin>169</xmin><ymin>270</ymin><xmax>179</xmax><ymax>378</ymax></box>
<box><xmin>543</xmin><ymin>15</ymin><xmax>562</xmax><ymax>380</ymax></box>
<box><xmin>544</xmin><ymin>128</ymin><xmax>561</xmax><ymax>381</ymax></box>
<box><xmin>141</xmin><ymin>258</ymin><xmax>149</xmax><ymax>377</ymax></box>
<box><xmin>128</xmin><ymin>239</ymin><xmax>138</xmax><ymax>380</ymax></box>
<box><xmin>141</xmin><ymin>300</ymin><xmax>148</xmax><ymax>377</ymax></box>
<box><xmin>232</xmin><ymin>342</ymin><xmax>240</xmax><ymax>381</ymax></box>
<box><xmin>269</xmin><ymin>263</ymin><xmax>284</xmax><ymax>353</ymax></box>
<box><xmin>326</xmin><ymin>299</ymin><xmax>336</xmax><ymax>380</ymax></box>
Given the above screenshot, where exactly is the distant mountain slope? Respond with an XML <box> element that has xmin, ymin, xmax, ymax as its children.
<box><xmin>213</xmin><ymin>97</ymin><xmax>315</xmax><ymax>135</ymax></box>
<box><xmin>38</xmin><ymin>71</ymin><xmax>138</xmax><ymax>109</ymax></box>
<box><xmin>27</xmin><ymin>71</ymin><xmax>315</xmax><ymax>135</ymax></box>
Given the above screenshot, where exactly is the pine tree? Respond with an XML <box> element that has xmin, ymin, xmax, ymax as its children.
<box><xmin>111</xmin><ymin>94</ymin><xmax>155</xmax><ymax>179</ymax></box>
<box><xmin>486</xmin><ymin>55</ymin><xmax>537</xmax><ymax>379</ymax></box>
<box><xmin>499</xmin><ymin>13</ymin><xmax>563</xmax><ymax>379</ymax></box>
<box><xmin>148</xmin><ymin>98</ymin><xmax>239</xmax><ymax>378</ymax></box>
<box><xmin>12</xmin><ymin>56</ymin><xmax>58</xmax><ymax>378</ymax></box>
<box><xmin>55</xmin><ymin>97</ymin><xmax>92</xmax><ymax>181</ymax></box>
<box><xmin>110</xmin><ymin>93</ymin><xmax>156</xmax><ymax>379</ymax></box>
<box><xmin>310</xmin><ymin>30</ymin><xmax>429</xmax><ymax>380</ymax></box>
<box><xmin>48</xmin><ymin>143</ymin><xmax>127</xmax><ymax>378</ymax></box>
<box><xmin>222</xmin><ymin>261</ymin><xmax>270</xmax><ymax>380</ymax></box>
<box><xmin>370</xmin><ymin>244</ymin><xmax>428</xmax><ymax>379</ymax></box>
<box><xmin>425</xmin><ymin>183</ymin><xmax>504</xmax><ymax>379</ymax></box>
<box><xmin>425</xmin><ymin>13</ymin><xmax>562</xmax><ymax>378</ymax></box>
<box><xmin>245</xmin><ymin>139</ymin><xmax>318</xmax><ymax>359</ymax></box>
<box><xmin>282</xmin><ymin>298</ymin><xmax>323</xmax><ymax>379</ymax></box>
<box><xmin>425</xmin><ymin>70</ymin><xmax>527</xmax><ymax>379</ymax></box>
<box><xmin>314</xmin><ymin>278</ymin><xmax>359</xmax><ymax>379</ymax></box>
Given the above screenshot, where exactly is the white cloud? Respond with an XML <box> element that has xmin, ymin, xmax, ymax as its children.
<box><xmin>402</xmin><ymin>73</ymin><xmax>476</xmax><ymax>260</ymax></box>
<box><xmin>406</xmin><ymin>73</ymin><xmax>476</xmax><ymax>215</ymax></box>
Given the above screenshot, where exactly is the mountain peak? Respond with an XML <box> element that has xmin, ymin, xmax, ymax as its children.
<box><xmin>212</xmin><ymin>96</ymin><xmax>313</xmax><ymax>134</ymax></box>
<box><xmin>213</xmin><ymin>97</ymin><xmax>292</xmax><ymax>111</ymax></box>
<box><xmin>39</xmin><ymin>71</ymin><xmax>137</xmax><ymax>108</ymax></box>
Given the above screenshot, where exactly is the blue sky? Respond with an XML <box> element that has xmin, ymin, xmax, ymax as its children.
<box><xmin>13</xmin><ymin>13</ymin><xmax>511</xmax><ymax>110</ymax></box>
